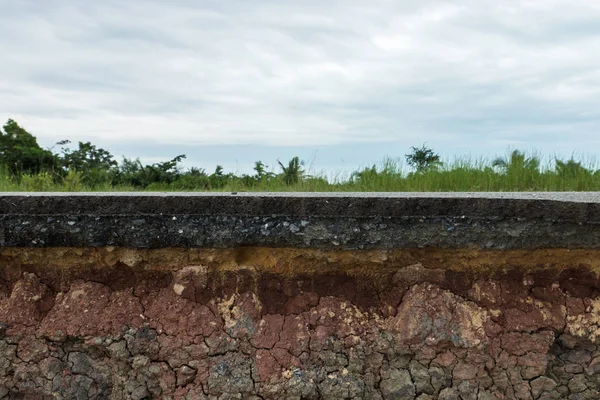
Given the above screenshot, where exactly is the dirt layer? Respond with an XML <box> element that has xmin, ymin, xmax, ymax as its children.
<box><xmin>2</xmin><ymin>247</ymin><xmax>600</xmax><ymax>399</ymax></box>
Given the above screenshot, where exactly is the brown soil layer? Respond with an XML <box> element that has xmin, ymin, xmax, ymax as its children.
<box><xmin>2</xmin><ymin>247</ymin><xmax>600</xmax><ymax>399</ymax></box>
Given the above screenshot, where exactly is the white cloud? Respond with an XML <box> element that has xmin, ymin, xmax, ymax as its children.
<box><xmin>1</xmin><ymin>0</ymin><xmax>600</xmax><ymax>154</ymax></box>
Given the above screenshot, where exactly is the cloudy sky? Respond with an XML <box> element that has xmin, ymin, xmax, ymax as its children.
<box><xmin>3</xmin><ymin>0</ymin><xmax>600</xmax><ymax>175</ymax></box>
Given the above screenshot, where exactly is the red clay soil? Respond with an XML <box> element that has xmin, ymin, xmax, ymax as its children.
<box><xmin>1</xmin><ymin>247</ymin><xmax>600</xmax><ymax>399</ymax></box>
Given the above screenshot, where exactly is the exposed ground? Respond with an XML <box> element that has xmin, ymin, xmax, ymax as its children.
<box><xmin>2</xmin><ymin>193</ymin><xmax>600</xmax><ymax>399</ymax></box>
<box><xmin>2</xmin><ymin>247</ymin><xmax>600</xmax><ymax>399</ymax></box>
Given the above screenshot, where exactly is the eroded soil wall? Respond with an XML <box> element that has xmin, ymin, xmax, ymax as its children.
<box><xmin>2</xmin><ymin>247</ymin><xmax>600</xmax><ymax>399</ymax></box>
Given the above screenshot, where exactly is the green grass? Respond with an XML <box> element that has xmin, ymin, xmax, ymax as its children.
<box><xmin>3</xmin><ymin>151</ymin><xmax>600</xmax><ymax>192</ymax></box>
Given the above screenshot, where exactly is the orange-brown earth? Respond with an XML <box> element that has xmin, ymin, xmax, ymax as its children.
<box><xmin>2</xmin><ymin>247</ymin><xmax>600</xmax><ymax>399</ymax></box>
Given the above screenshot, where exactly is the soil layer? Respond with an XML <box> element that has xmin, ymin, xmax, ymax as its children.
<box><xmin>1</xmin><ymin>247</ymin><xmax>600</xmax><ymax>399</ymax></box>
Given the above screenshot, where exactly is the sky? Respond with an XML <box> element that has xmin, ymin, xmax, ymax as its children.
<box><xmin>2</xmin><ymin>0</ymin><xmax>600</xmax><ymax>176</ymax></box>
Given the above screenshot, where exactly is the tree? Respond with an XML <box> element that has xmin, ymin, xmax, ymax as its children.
<box><xmin>554</xmin><ymin>158</ymin><xmax>591</xmax><ymax>178</ymax></box>
<box><xmin>115</xmin><ymin>154</ymin><xmax>186</xmax><ymax>188</ymax></box>
<box><xmin>61</xmin><ymin>141</ymin><xmax>117</xmax><ymax>172</ymax></box>
<box><xmin>278</xmin><ymin>156</ymin><xmax>304</xmax><ymax>185</ymax></box>
<box><xmin>60</xmin><ymin>141</ymin><xmax>117</xmax><ymax>185</ymax></box>
<box><xmin>253</xmin><ymin>161</ymin><xmax>275</xmax><ymax>182</ymax></box>
<box><xmin>492</xmin><ymin>150</ymin><xmax>540</xmax><ymax>174</ymax></box>
<box><xmin>0</xmin><ymin>119</ymin><xmax>57</xmax><ymax>175</ymax></box>
<box><xmin>405</xmin><ymin>144</ymin><xmax>441</xmax><ymax>172</ymax></box>
<box><xmin>254</xmin><ymin>161</ymin><xmax>267</xmax><ymax>180</ymax></box>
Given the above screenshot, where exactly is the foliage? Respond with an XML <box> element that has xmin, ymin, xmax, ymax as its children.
<box><xmin>171</xmin><ymin>167</ymin><xmax>210</xmax><ymax>190</ymax></box>
<box><xmin>0</xmin><ymin>119</ymin><xmax>57</xmax><ymax>175</ymax></box>
<box><xmin>60</xmin><ymin>141</ymin><xmax>117</xmax><ymax>185</ymax></box>
<box><xmin>5</xmin><ymin>118</ymin><xmax>600</xmax><ymax>193</ymax></box>
<box><xmin>554</xmin><ymin>158</ymin><xmax>591</xmax><ymax>178</ymax></box>
<box><xmin>278</xmin><ymin>157</ymin><xmax>304</xmax><ymax>185</ymax></box>
<box><xmin>112</xmin><ymin>154</ymin><xmax>186</xmax><ymax>188</ymax></box>
<box><xmin>61</xmin><ymin>141</ymin><xmax>116</xmax><ymax>172</ymax></box>
<box><xmin>405</xmin><ymin>143</ymin><xmax>441</xmax><ymax>172</ymax></box>
<box><xmin>19</xmin><ymin>172</ymin><xmax>55</xmax><ymax>191</ymax></box>
<box><xmin>492</xmin><ymin>150</ymin><xmax>540</xmax><ymax>173</ymax></box>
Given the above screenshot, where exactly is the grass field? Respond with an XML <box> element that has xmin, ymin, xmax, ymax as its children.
<box><xmin>3</xmin><ymin>150</ymin><xmax>600</xmax><ymax>192</ymax></box>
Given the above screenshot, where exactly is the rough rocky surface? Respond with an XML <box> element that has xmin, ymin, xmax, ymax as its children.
<box><xmin>2</xmin><ymin>248</ymin><xmax>600</xmax><ymax>399</ymax></box>
<box><xmin>3</xmin><ymin>193</ymin><xmax>600</xmax><ymax>249</ymax></box>
<box><xmin>3</xmin><ymin>193</ymin><xmax>600</xmax><ymax>399</ymax></box>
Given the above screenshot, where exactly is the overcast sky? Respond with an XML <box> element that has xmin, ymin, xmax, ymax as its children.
<box><xmin>3</xmin><ymin>0</ymin><xmax>600</xmax><ymax>175</ymax></box>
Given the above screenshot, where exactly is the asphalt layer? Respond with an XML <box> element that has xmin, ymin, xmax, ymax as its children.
<box><xmin>1</xmin><ymin>192</ymin><xmax>600</xmax><ymax>249</ymax></box>
<box><xmin>1</xmin><ymin>191</ymin><xmax>600</xmax><ymax>202</ymax></box>
<box><xmin>2</xmin><ymin>192</ymin><xmax>600</xmax><ymax>218</ymax></box>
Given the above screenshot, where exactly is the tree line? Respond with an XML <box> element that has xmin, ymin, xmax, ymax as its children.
<box><xmin>1</xmin><ymin>118</ymin><xmax>598</xmax><ymax>191</ymax></box>
<box><xmin>0</xmin><ymin>119</ymin><xmax>319</xmax><ymax>190</ymax></box>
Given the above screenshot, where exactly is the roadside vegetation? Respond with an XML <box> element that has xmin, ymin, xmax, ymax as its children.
<box><xmin>1</xmin><ymin>119</ymin><xmax>599</xmax><ymax>192</ymax></box>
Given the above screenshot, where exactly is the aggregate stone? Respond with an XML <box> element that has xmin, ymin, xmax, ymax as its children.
<box><xmin>568</xmin><ymin>374</ymin><xmax>589</xmax><ymax>393</ymax></box>
<box><xmin>2</xmin><ymin>236</ymin><xmax>600</xmax><ymax>398</ymax></box>
<box><xmin>5</xmin><ymin>193</ymin><xmax>600</xmax><ymax>250</ymax></box>
<box><xmin>530</xmin><ymin>376</ymin><xmax>558</xmax><ymax>398</ymax></box>
<box><xmin>438</xmin><ymin>387</ymin><xmax>460</xmax><ymax>400</ymax></box>
<box><xmin>410</xmin><ymin>360</ymin><xmax>434</xmax><ymax>395</ymax></box>
<box><xmin>380</xmin><ymin>369</ymin><xmax>415</xmax><ymax>399</ymax></box>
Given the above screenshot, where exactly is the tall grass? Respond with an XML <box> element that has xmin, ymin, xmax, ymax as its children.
<box><xmin>0</xmin><ymin>167</ymin><xmax>137</xmax><ymax>192</ymax></box>
<box><xmin>2</xmin><ymin>150</ymin><xmax>600</xmax><ymax>192</ymax></box>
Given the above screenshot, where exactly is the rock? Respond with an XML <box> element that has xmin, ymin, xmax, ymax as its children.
<box><xmin>380</xmin><ymin>369</ymin><xmax>415</xmax><ymax>399</ymax></box>
<box><xmin>207</xmin><ymin>354</ymin><xmax>254</xmax><ymax>396</ymax></box>
<box><xmin>429</xmin><ymin>366</ymin><xmax>449</xmax><ymax>392</ymax></box>
<box><xmin>457</xmin><ymin>380</ymin><xmax>478</xmax><ymax>400</ymax></box>
<box><xmin>588</xmin><ymin>356</ymin><xmax>600</xmax><ymax>376</ymax></box>
<box><xmin>0</xmin><ymin>273</ymin><xmax>52</xmax><ymax>329</ymax></box>
<box><xmin>107</xmin><ymin>340</ymin><xmax>129</xmax><ymax>360</ymax></box>
<box><xmin>172</xmin><ymin>265</ymin><xmax>208</xmax><ymax>301</ymax></box>
<box><xmin>132</xmin><ymin>355</ymin><xmax>150</xmax><ymax>370</ymax></box>
<box><xmin>39</xmin><ymin>357</ymin><xmax>64</xmax><ymax>380</ymax></box>
<box><xmin>561</xmin><ymin>349</ymin><xmax>592</xmax><ymax>365</ymax></box>
<box><xmin>410</xmin><ymin>360</ymin><xmax>434</xmax><ymax>395</ymax></box>
<box><xmin>250</xmin><ymin>314</ymin><xmax>284</xmax><ymax>349</ymax></box>
<box><xmin>565</xmin><ymin>363</ymin><xmax>584</xmax><ymax>374</ymax></box>
<box><xmin>453</xmin><ymin>362</ymin><xmax>479</xmax><ymax>381</ymax></box>
<box><xmin>432</xmin><ymin>351</ymin><xmax>457</xmax><ymax>368</ymax></box>
<box><xmin>54</xmin><ymin>374</ymin><xmax>94</xmax><ymax>400</ymax></box>
<box><xmin>531</xmin><ymin>376</ymin><xmax>558</xmax><ymax>398</ymax></box>
<box><xmin>387</xmin><ymin>284</ymin><xmax>490</xmax><ymax>348</ymax></box>
<box><xmin>558</xmin><ymin>334</ymin><xmax>580</xmax><ymax>350</ymax></box>
<box><xmin>131</xmin><ymin>385</ymin><xmax>150</xmax><ymax>400</ymax></box>
<box><xmin>477</xmin><ymin>391</ymin><xmax>498</xmax><ymax>400</ymax></box>
<box><xmin>68</xmin><ymin>352</ymin><xmax>93</xmax><ymax>375</ymax></box>
<box><xmin>568</xmin><ymin>374</ymin><xmax>588</xmax><ymax>394</ymax></box>
<box><xmin>177</xmin><ymin>365</ymin><xmax>197</xmax><ymax>386</ymax></box>
<box><xmin>392</xmin><ymin>263</ymin><xmax>445</xmax><ymax>287</ymax></box>
<box><xmin>439</xmin><ymin>387</ymin><xmax>460</xmax><ymax>400</ymax></box>
<box><xmin>416</xmin><ymin>395</ymin><xmax>435</xmax><ymax>400</ymax></box>
<box><xmin>125</xmin><ymin>327</ymin><xmax>159</xmax><ymax>358</ymax></box>
<box><xmin>17</xmin><ymin>336</ymin><xmax>49</xmax><ymax>362</ymax></box>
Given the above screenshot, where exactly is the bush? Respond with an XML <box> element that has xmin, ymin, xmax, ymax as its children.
<box><xmin>19</xmin><ymin>172</ymin><xmax>55</xmax><ymax>191</ymax></box>
<box><xmin>405</xmin><ymin>144</ymin><xmax>441</xmax><ymax>172</ymax></box>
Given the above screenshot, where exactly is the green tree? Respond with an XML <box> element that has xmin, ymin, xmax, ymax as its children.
<box><xmin>115</xmin><ymin>154</ymin><xmax>186</xmax><ymax>188</ymax></box>
<box><xmin>405</xmin><ymin>144</ymin><xmax>441</xmax><ymax>172</ymax></box>
<box><xmin>254</xmin><ymin>161</ymin><xmax>267</xmax><ymax>180</ymax></box>
<box><xmin>207</xmin><ymin>165</ymin><xmax>237</xmax><ymax>189</ymax></box>
<box><xmin>491</xmin><ymin>150</ymin><xmax>541</xmax><ymax>190</ymax></box>
<box><xmin>61</xmin><ymin>141</ymin><xmax>117</xmax><ymax>172</ymax></box>
<box><xmin>554</xmin><ymin>158</ymin><xmax>591</xmax><ymax>178</ymax></box>
<box><xmin>172</xmin><ymin>167</ymin><xmax>210</xmax><ymax>190</ymax></box>
<box><xmin>278</xmin><ymin>156</ymin><xmax>304</xmax><ymax>185</ymax></box>
<box><xmin>60</xmin><ymin>141</ymin><xmax>117</xmax><ymax>185</ymax></box>
<box><xmin>0</xmin><ymin>119</ymin><xmax>57</xmax><ymax>175</ymax></box>
<box><xmin>492</xmin><ymin>150</ymin><xmax>540</xmax><ymax>173</ymax></box>
<box><xmin>253</xmin><ymin>161</ymin><xmax>275</xmax><ymax>182</ymax></box>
